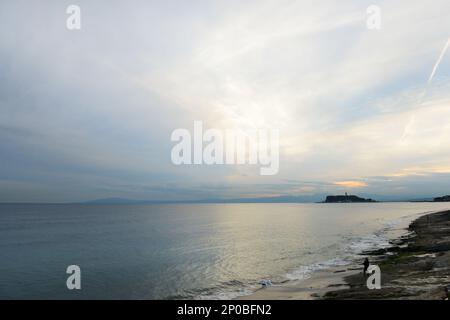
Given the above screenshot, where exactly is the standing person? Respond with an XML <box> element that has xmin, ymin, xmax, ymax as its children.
<box><xmin>363</xmin><ymin>258</ymin><xmax>370</xmax><ymax>276</ymax></box>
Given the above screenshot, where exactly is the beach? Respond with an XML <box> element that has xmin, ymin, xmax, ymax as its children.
<box><xmin>240</xmin><ymin>209</ymin><xmax>450</xmax><ymax>300</ymax></box>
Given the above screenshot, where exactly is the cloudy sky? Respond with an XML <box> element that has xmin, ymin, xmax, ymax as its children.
<box><xmin>1</xmin><ymin>0</ymin><xmax>450</xmax><ymax>202</ymax></box>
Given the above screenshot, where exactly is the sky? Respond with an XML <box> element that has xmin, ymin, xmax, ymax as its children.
<box><xmin>0</xmin><ymin>0</ymin><xmax>450</xmax><ymax>202</ymax></box>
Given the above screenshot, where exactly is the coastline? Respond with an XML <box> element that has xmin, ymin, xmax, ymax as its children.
<box><xmin>239</xmin><ymin>209</ymin><xmax>450</xmax><ymax>300</ymax></box>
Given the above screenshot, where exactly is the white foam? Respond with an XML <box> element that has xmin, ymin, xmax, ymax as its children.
<box><xmin>286</xmin><ymin>257</ymin><xmax>350</xmax><ymax>281</ymax></box>
<box><xmin>195</xmin><ymin>285</ymin><xmax>257</xmax><ymax>300</ymax></box>
<box><xmin>347</xmin><ymin>233</ymin><xmax>391</xmax><ymax>255</ymax></box>
<box><xmin>346</xmin><ymin>214</ymin><xmax>418</xmax><ymax>256</ymax></box>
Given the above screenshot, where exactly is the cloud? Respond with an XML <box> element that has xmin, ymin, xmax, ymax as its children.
<box><xmin>1</xmin><ymin>0</ymin><xmax>450</xmax><ymax>201</ymax></box>
<box><xmin>334</xmin><ymin>181</ymin><xmax>368</xmax><ymax>188</ymax></box>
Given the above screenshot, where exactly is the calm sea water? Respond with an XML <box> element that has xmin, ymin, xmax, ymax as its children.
<box><xmin>1</xmin><ymin>202</ymin><xmax>449</xmax><ymax>299</ymax></box>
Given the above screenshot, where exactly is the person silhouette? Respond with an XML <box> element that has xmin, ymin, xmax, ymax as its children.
<box><xmin>363</xmin><ymin>258</ymin><xmax>370</xmax><ymax>276</ymax></box>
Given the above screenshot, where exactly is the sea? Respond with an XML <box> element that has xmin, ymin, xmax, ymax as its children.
<box><xmin>1</xmin><ymin>202</ymin><xmax>449</xmax><ymax>299</ymax></box>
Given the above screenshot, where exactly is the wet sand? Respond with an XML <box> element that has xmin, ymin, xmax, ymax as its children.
<box><xmin>240</xmin><ymin>209</ymin><xmax>450</xmax><ymax>300</ymax></box>
<box><xmin>237</xmin><ymin>265</ymin><xmax>359</xmax><ymax>300</ymax></box>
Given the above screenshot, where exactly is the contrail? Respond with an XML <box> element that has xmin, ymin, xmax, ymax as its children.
<box><xmin>428</xmin><ymin>38</ymin><xmax>450</xmax><ymax>84</ymax></box>
<box><xmin>402</xmin><ymin>38</ymin><xmax>449</xmax><ymax>142</ymax></box>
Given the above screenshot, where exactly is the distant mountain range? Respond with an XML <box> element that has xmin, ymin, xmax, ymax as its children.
<box><xmin>77</xmin><ymin>194</ymin><xmax>450</xmax><ymax>205</ymax></box>
<box><xmin>79</xmin><ymin>195</ymin><xmax>325</xmax><ymax>205</ymax></box>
